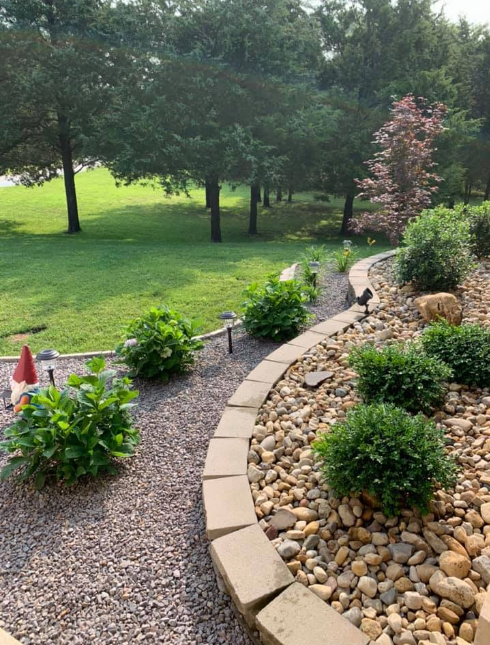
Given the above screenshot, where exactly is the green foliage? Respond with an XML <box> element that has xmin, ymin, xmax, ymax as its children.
<box><xmin>422</xmin><ymin>320</ymin><xmax>490</xmax><ymax>387</ymax></box>
<box><xmin>302</xmin><ymin>245</ymin><xmax>328</xmax><ymax>262</ymax></box>
<box><xmin>301</xmin><ymin>284</ymin><xmax>320</xmax><ymax>303</ymax></box>
<box><xmin>312</xmin><ymin>403</ymin><xmax>457</xmax><ymax>517</ymax></box>
<box><xmin>333</xmin><ymin>245</ymin><xmax>358</xmax><ymax>272</ymax></box>
<box><xmin>395</xmin><ymin>207</ymin><xmax>476</xmax><ymax>291</ymax></box>
<box><xmin>242</xmin><ymin>276</ymin><xmax>312</xmax><ymax>341</ymax></box>
<box><xmin>0</xmin><ymin>358</ymin><xmax>140</xmax><ymax>488</ymax></box>
<box><xmin>349</xmin><ymin>343</ymin><xmax>452</xmax><ymax>413</ymax></box>
<box><xmin>116</xmin><ymin>305</ymin><xmax>203</xmax><ymax>380</ymax></box>
<box><xmin>466</xmin><ymin>202</ymin><xmax>490</xmax><ymax>258</ymax></box>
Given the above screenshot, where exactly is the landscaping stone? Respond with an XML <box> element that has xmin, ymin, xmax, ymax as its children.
<box><xmin>210</xmin><ymin>524</ymin><xmax>294</xmax><ymax>627</ymax></box>
<box><xmin>304</xmin><ymin>370</ymin><xmax>334</xmax><ymax>387</ymax></box>
<box><xmin>255</xmin><ymin>583</ymin><xmax>370</xmax><ymax>645</ymax></box>
<box><xmin>203</xmin><ymin>475</ymin><xmax>257</xmax><ymax>539</ymax></box>
<box><xmin>202</xmin><ymin>437</ymin><xmax>249</xmax><ymax>479</ymax></box>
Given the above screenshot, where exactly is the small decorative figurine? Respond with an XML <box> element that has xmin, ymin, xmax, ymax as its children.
<box><xmin>10</xmin><ymin>345</ymin><xmax>39</xmax><ymax>413</ymax></box>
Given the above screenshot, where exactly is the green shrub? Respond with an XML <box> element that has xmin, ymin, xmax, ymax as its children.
<box><xmin>421</xmin><ymin>319</ymin><xmax>490</xmax><ymax>387</ymax></box>
<box><xmin>116</xmin><ymin>305</ymin><xmax>203</xmax><ymax>380</ymax></box>
<box><xmin>0</xmin><ymin>357</ymin><xmax>140</xmax><ymax>488</ymax></box>
<box><xmin>312</xmin><ymin>403</ymin><xmax>457</xmax><ymax>516</ymax></box>
<box><xmin>242</xmin><ymin>276</ymin><xmax>312</xmax><ymax>341</ymax></box>
<box><xmin>349</xmin><ymin>343</ymin><xmax>452</xmax><ymax>413</ymax></box>
<box><xmin>395</xmin><ymin>206</ymin><xmax>475</xmax><ymax>291</ymax></box>
<box><xmin>466</xmin><ymin>201</ymin><xmax>490</xmax><ymax>258</ymax></box>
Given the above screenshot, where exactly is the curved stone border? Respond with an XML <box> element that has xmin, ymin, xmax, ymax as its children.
<box><xmin>0</xmin><ymin>264</ymin><xmax>299</xmax><ymax>363</ymax></box>
<box><xmin>202</xmin><ymin>249</ymin><xmax>490</xmax><ymax>645</ymax></box>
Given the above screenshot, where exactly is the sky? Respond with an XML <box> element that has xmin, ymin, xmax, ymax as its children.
<box><xmin>434</xmin><ymin>0</ymin><xmax>490</xmax><ymax>24</ymax></box>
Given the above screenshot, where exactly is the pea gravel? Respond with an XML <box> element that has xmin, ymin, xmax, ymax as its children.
<box><xmin>0</xmin><ymin>271</ymin><xmax>348</xmax><ymax>645</ymax></box>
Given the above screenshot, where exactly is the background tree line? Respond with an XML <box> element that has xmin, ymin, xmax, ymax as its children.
<box><xmin>1</xmin><ymin>0</ymin><xmax>489</xmax><ymax>241</ymax></box>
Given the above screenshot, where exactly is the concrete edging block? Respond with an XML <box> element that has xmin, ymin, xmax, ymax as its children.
<box><xmin>203</xmin><ymin>475</ymin><xmax>257</xmax><ymax>540</ymax></box>
<box><xmin>255</xmin><ymin>583</ymin><xmax>370</xmax><ymax>645</ymax></box>
<box><xmin>265</xmin><ymin>343</ymin><xmax>304</xmax><ymax>365</ymax></box>
<box><xmin>227</xmin><ymin>379</ymin><xmax>272</xmax><ymax>408</ymax></box>
<box><xmin>202</xmin><ymin>438</ymin><xmax>249</xmax><ymax>480</ymax></box>
<box><xmin>287</xmin><ymin>330</ymin><xmax>326</xmax><ymax>349</ymax></box>
<box><xmin>0</xmin><ymin>629</ymin><xmax>21</xmax><ymax>645</ymax></box>
<box><xmin>210</xmin><ymin>524</ymin><xmax>294</xmax><ymax>628</ymax></box>
<box><xmin>214</xmin><ymin>406</ymin><xmax>258</xmax><ymax>439</ymax></box>
<box><xmin>245</xmin><ymin>360</ymin><xmax>288</xmax><ymax>385</ymax></box>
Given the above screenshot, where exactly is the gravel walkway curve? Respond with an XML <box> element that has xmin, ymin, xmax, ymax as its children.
<box><xmin>0</xmin><ymin>270</ymin><xmax>348</xmax><ymax>645</ymax></box>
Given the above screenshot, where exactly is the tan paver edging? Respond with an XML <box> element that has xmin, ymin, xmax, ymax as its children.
<box><xmin>201</xmin><ymin>250</ymin><xmax>406</xmax><ymax>644</ymax></box>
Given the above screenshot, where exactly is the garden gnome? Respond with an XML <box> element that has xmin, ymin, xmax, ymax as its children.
<box><xmin>10</xmin><ymin>345</ymin><xmax>39</xmax><ymax>413</ymax></box>
<box><xmin>414</xmin><ymin>293</ymin><xmax>462</xmax><ymax>326</ymax></box>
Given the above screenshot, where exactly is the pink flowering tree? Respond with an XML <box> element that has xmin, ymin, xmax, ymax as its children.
<box><xmin>351</xmin><ymin>95</ymin><xmax>446</xmax><ymax>244</ymax></box>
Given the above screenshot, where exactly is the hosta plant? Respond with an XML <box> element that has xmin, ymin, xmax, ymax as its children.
<box><xmin>313</xmin><ymin>403</ymin><xmax>457</xmax><ymax>517</ymax></box>
<box><xmin>349</xmin><ymin>342</ymin><xmax>452</xmax><ymax>413</ymax></box>
<box><xmin>242</xmin><ymin>276</ymin><xmax>311</xmax><ymax>341</ymax></box>
<box><xmin>116</xmin><ymin>305</ymin><xmax>203</xmax><ymax>380</ymax></box>
<box><xmin>0</xmin><ymin>357</ymin><xmax>140</xmax><ymax>488</ymax></box>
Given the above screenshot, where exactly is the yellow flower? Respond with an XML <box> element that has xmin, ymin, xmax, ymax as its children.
<box><xmin>367</xmin><ymin>237</ymin><xmax>376</xmax><ymax>246</ymax></box>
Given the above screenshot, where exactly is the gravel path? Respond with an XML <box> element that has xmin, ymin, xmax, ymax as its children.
<box><xmin>0</xmin><ymin>270</ymin><xmax>348</xmax><ymax>645</ymax></box>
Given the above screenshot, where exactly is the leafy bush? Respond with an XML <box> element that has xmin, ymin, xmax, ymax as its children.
<box><xmin>0</xmin><ymin>358</ymin><xmax>140</xmax><ymax>488</ymax></box>
<box><xmin>116</xmin><ymin>305</ymin><xmax>203</xmax><ymax>380</ymax></box>
<box><xmin>466</xmin><ymin>201</ymin><xmax>490</xmax><ymax>258</ymax></box>
<box><xmin>313</xmin><ymin>403</ymin><xmax>457</xmax><ymax>516</ymax></box>
<box><xmin>349</xmin><ymin>343</ymin><xmax>452</xmax><ymax>413</ymax></box>
<box><xmin>303</xmin><ymin>245</ymin><xmax>328</xmax><ymax>263</ymax></box>
<box><xmin>301</xmin><ymin>283</ymin><xmax>320</xmax><ymax>303</ymax></box>
<box><xmin>242</xmin><ymin>276</ymin><xmax>311</xmax><ymax>341</ymax></box>
<box><xmin>422</xmin><ymin>319</ymin><xmax>490</xmax><ymax>387</ymax></box>
<box><xmin>395</xmin><ymin>206</ymin><xmax>475</xmax><ymax>291</ymax></box>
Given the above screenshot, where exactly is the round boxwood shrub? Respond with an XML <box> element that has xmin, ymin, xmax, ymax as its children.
<box><xmin>395</xmin><ymin>206</ymin><xmax>475</xmax><ymax>291</ymax></box>
<box><xmin>116</xmin><ymin>305</ymin><xmax>203</xmax><ymax>380</ymax></box>
<box><xmin>421</xmin><ymin>319</ymin><xmax>490</xmax><ymax>387</ymax></box>
<box><xmin>349</xmin><ymin>342</ymin><xmax>452</xmax><ymax>413</ymax></box>
<box><xmin>242</xmin><ymin>276</ymin><xmax>312</xmax><ymax>341</ymax></box>
<box><xmin>312</xmin><ymin>403</ymin><xmax>457</xmax><ymax>517</ymax></box>
<box><xmin>466</xmin><ymin>201</ymin><xmax>490</xmax><ymax>258</ymax></box>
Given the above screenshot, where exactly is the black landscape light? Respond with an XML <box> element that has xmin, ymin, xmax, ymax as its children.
<box><xmin>219</xmin><ymin>311</ymin><xmax>237</xmax><ymax>354</ymax></box>
<box><xmin>308</xmin><ymin>261</ymin><xmax>321</xmax><ymax>288</ymax></box>
<box><xmin>357</xmin><ymin>288</ymin><xmax>373</xmax><ymax>315</ymax></box>
<box><xmin>36</xmin><ymin>348</ymin><xmax>60</xmax><ymax>387</ymax></box>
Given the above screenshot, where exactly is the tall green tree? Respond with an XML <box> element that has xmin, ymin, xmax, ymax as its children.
<box><xmin>0</xmin><ymin>0</ymin><xmax>134</xmax><ymax>233</ymax></box>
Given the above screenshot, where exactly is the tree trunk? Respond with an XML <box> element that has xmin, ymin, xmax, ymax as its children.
<box><xmin>341</xmin><ymin>194</ymin><xmax>355</xmax><ymax>235</ymax></box>
<box><xmin>58</xmin><ymin>113</ymin><xmax>81</xmax><ymax>234</ymax></box>
<box><xmin>249</xmin><ymin>183</ymin><xmax>259</xmax><ymax>235</ymax></box>
<box><xmin>257</xmin><ymin>186</ymin><xmax>262</xmax><ymax>203</ymax></box>
<box><xmin>485</xmin><ymin>172</ymin><xmax>490</xmax><ymax>202</ymax></box>
<box><xmin>205</xmin><ymin>180</ymin><xmax>211</xmax><ymax>208</ymax></box>
<box><xmin>447</xmin><ymin>197</ymin><xmax>455</xmax><ymax>209</ymax></box>
<box><xmin>263</xmin><ymin>184</ymin><xmax>270</xmax><ymax>207</ymax></box>
<box><xmin>276</xmin><ymin>188</ymin><xmax>282</xmax><ymax>202</ymax></box>
<box><xmin>209</xmin><ymin>178</ymin><xmax>222</xmax><ymax>242</ymax></box>
<box><xmin>287</xmin><ymin>187</ymin><xmax>293</xmax><ymax>203</ymax></box>
<box><xmin>464</xmin><ymin>180</ymin><xmax>470</xmax><ymax>205</ymax></box>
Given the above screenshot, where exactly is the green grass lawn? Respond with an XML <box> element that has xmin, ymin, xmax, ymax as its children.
<box><xmin>0</xmin><ymin>168</ymin><xmax>388</xmax><ymax>355</ymax></box>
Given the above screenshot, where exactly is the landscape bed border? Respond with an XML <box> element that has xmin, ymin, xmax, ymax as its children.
<box><xmin>201</xmin><ymin>250</ymin><xmax>490</xmax><ymax>645</ymax></box>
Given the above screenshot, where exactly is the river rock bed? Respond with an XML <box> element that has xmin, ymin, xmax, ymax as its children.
<box><xmin>248</xmin><ymin>259</ymin><xmax>490</xmax><ymax>645</ymax></box>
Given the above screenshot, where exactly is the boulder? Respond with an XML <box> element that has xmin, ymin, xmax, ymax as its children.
<box><xmin>414</xmin><ymin>293</ymin><xmax>462</xmax><ymax>325</ymax></box>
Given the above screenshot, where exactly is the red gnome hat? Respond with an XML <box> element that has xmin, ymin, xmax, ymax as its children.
<box><xmin>12</xmin><ymin>345</ymin><xmax>39</xmax><ymax>387</ymax></box>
